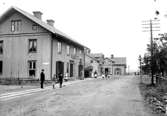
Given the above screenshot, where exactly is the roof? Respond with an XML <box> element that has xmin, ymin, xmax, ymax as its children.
<box><xmin>112</xmin><ymin>57</ymin><xmax>126</xmax><ymax>65</ymax></box>
<box><xmin>0</xmin><ymin>6</ymin><xmax>85</xmax><ymax>48</ymax></box>
<box><xmin>86</xmin><ymin>54</ymin><xmax>98</xmax><ymax>62</ymax></box>
<box><xmin>90</xmin><ymin>53</ymin><xmax>104</xmax><ymax>58</ymax></box>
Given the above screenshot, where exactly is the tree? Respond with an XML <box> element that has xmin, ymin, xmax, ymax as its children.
<box><xmin>141</xmin><ymin>33</ymin><xmax>167</xmax><ymax>77</ymax></box>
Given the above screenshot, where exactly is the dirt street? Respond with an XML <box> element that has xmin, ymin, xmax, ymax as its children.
<box><xmin>0</xmin><ymin>76</ymin><xmax>154</xmax><ymax>116</ymax></box>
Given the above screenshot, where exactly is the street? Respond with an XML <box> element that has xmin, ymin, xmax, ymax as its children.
<box><xmin>0</xmin><ymin>76</ymin><xmax>155</xmax><ymax>116</ymax></box>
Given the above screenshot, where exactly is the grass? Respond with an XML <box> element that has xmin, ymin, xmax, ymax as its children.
<box><xmin>139</xmin><ymin>76</ymin><xmax>167</xmax><ymax>116</ymax></box>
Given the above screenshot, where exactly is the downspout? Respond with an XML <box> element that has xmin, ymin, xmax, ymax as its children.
<box><xmin>50</xmin><ymin>34</ymin><xmax>53</xmax><ymax>80</ymax></box>
<box><xmin>83</xmin><ymin>48</ymin><xmax>85</xmax><ymax>80</ymax></box>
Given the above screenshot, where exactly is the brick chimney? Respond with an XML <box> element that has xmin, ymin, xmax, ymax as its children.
<box><xmin>33</xmin><ymin>11</ymin><xmax>43</xmax><ymax>20</ymax></box>
<box><xmin>46</xmin><ymin>19</ymin><xmax>55</xmax><ymax>26</ymax></box>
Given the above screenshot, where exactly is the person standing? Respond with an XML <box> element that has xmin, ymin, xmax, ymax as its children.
<box><xmin>59</xmin><ymin>73</ymin><xmax>63</xmax><ymax>88</ymax></box>
<box><xmin>40</xmin><ymin>69</ymin><xmax>45</xmax><ymax>89</ymax></box>
<box><xmin>94</xmin><ymin>71</ymin><xmax>97</xmax><ymax>78</ymax></box>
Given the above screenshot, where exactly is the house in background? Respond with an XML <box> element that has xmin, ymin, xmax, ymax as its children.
<box><xmin>0</xmin><ymin>6</ymin><xmax>85</xmax><ymax>80</ymax></box>
<box><xmin>84</xmin><ymin>53</ymin><xmax>99</xmax><ymax>78</ymax></box>
<box><xmin>103</xmin><ymin>57</ymin><xmax>114</xmax><ymax>75</ymax></box>
<box><xmin>111</xmin><ymin>55</ymin><xmax>126</xmax><ymax>75</ymax></box>
<box><xmin>90</xmin><ymin>54</ymin><xmax>127</xmax><ymax>76</ymax></box>
<box><xmin>90</xmin><ymin>53</ymin><xmax>104</xmax><ymax>75</ymax></box>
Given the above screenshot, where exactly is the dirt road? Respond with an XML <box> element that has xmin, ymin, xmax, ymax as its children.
<box><xmin>0</xmin><ymin>76</ymin><xmax>154</xmax><ymax>116</ymax></box>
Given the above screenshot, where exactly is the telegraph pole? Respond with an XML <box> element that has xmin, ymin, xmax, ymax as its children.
<box><xmin>142</xmin><ymin>19</ymin><xmax>160</xmax><ymax>85</ymax></box>
<box><xmin>138</xmin><ymin>55</ymin><xmax>142</xmax><ymax>83</ymax></box>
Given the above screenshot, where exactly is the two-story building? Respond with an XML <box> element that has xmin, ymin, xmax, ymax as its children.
<box><xmin>0</xmin><ymin>6</ymin><xmax>85</xmax><ymax>80</ymax></box>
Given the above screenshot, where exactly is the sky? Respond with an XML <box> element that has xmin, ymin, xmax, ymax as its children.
<box><xmin>0</xmin><ymin>0</ymin><xmax>167</xmax><ymax>72</ymax></box>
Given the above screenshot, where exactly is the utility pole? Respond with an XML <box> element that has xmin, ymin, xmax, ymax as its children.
<box><xmin>138</xmin><ymin>55</ymin><xmax>142</xmax><ymax>83</ymax></box>
<box><xmin>142</xmin><ymin>19</ymin><xmax>160</xmax><ymax>85</ymax></box>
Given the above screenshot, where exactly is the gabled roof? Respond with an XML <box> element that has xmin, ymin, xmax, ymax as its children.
<box><xmin>0</xmin><ymin>6</ymin><xmax>85</xmax><ymax>48</ymax></box>
<box><xmin>112</xmin><ymin>57</ymin><xmax>126</xmax><ymax>65</ymax></box>
<box><xmin>90</xmin><ymin>53</ymin><xmax>104</xmax><ymax>58</ymax></box>
<box><xmin>86</xmin><ymin>54</ymin><xmax>98</xmax><ymax>62</ymax></box>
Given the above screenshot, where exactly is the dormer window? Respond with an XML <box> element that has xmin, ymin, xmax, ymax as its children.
<box><xmin>11</xmin><ymin>20</ymin><xmax>22</xmax><ymax>32</ymax></box>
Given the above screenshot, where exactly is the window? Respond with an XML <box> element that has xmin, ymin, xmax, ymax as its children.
<box><xmin>29</xmin><ymin>39</ymin><xmax>37</xmax><ymax>53</ymax></box>
<box><xmin>67</xmin><ymin>62</ymin><xmax>69</xmax><ymax>73</ymax></box>
<box><xmin>73</xmin><ymin>48</ymin><xmax>76</xmax><ymax>55</ymax></box>
<box><xmin>0</xmin><ymin>41</ymin><xmax>3</xmax><ymax>54</ymax></box>
<box><xmin>32</xmin><ymin>24</ymin><xmax>38</xmax><ymax>30</ymax></box>
<box><xmin>90</xmin><ymin>60</ymin><xmax>93</xmax><ymax>63</ymax></box>
<box><xmin>28</xmin><ymin>60</ymin><xmax>36</xmax><ymax>77</ymax></box>
<box><xmin>67</xmin><ymin>45</ymin><xmax>70</xmax><ymax>55</ymax></box>
<box><xmin>58</xmin><ymin>42</ymin><xmax>62</xmax><ymax>53</ymax></box>
<box><xmin>11</xmin><ymin>20</ymin><xmax>22</xmax><ymax>32</ymax></box>
<box><xmin>0</xmin><ymin>61</ymin><xmax>3</xmax><ymax>74</ymax></box>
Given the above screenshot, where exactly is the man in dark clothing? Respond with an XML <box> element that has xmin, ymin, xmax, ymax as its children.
<box><xmin>40</xmin><ymin>69</ymin><xmax>45</xmax><ymax>89</ymax></box>
<box><xmin>59</xmin><ymin>73</ymin><xmax>63</xmax><ymax>88</ymax></box>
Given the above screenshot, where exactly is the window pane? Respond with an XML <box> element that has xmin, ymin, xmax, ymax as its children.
<box><xmin>33</xmin><ymin>61</ymin><xmax>36</xmax><ymax>69</ymax></box>
<box><xmin>67</xmin><ymin>45</ymin><xmax>70</xmax><ymax>55</ymax></box>
<box><xmin>0</xmin><ymin>61</ymin><xmax>3</xmax><ymax>74</ymax></box>
<box><xmin>28</xmin><ymin>61</ymin><xmax>36</xmax><ymax>77</ymax></box>
<box><xmin>0</xmin><ymin>41</ymin><xmax>3</xmax><ymax>54</ymax></box>
<box><xmin>11</xmin><ymin>21</ymin><xmax>15</xmax><ymax>32</ymax></box>
<box><xmin>11</xmin><ymin>20</ymin><xmax>22</xmax><ymax>32</ymax></box>
<box><xmin>58</xmin><ymin>42</ymin><xmax>62</xmax><ymax>53</ymax></box>
<box><xmin>29</xmin><ymin>70</ymin><xmax>35</xmax><ymax>76</ymax></box>
<box><xmin>29</xmin><ymin>61</ymin><xmax>32</xmax><ymax>69</ymax></box>
<box><xmin>29</xmin><ymin>39</ymin><xmax>37</xmax><ymax>52</ymax></box>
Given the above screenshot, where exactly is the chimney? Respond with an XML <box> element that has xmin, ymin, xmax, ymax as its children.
<box><xmin>46</xmin><ymin>19</ymin><xmax>55</xmax><ymax>26</ymax></box>
<box><xmin>111</xmin><ymin>54</ymin><xmax>114</xmax><ymax>59</ymax></box>
<box><xmin>33</xmin><ymin>11</ymin><xmax>43</xmax><ymax>20</ymax></box>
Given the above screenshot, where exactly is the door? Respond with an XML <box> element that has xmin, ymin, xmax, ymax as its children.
<box><xmin>70</xmin><ymin>63</ymin><xmax>73</xmax><ymax>77</ymax></box>
<box><xmin>78</xmin><ymin>65</ymin><xmax>83</xmax><ymax>77</ymax></box>
<box><xmin>56</xmin><ymin>61</ymin><xmax>64</xmax><ymax>78</ymax></box>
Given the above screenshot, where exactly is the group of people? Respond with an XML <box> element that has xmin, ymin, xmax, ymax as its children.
<box><xmin>40</xmin><ymin>69</ymin><xmax>64</xmax><ymax>89</ymax></box>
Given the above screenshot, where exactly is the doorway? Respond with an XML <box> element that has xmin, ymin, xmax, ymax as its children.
<box><xmin>56</xmin><ymin>61</ymin><xmax>64</xmax><ymax>77</ymax></box>
<box><xmin>70</xmin><ymin>60</ymin><xmax>74</xmax><ymax>77</ymax></box>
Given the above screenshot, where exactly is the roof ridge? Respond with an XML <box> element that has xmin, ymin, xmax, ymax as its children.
<box><xmin>0</xmin><ymin>6</ymin><xmax>86</xmax><ymax>48</ymax></box>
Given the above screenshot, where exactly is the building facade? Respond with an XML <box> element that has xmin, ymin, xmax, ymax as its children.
<box><xmin>85</xmin><ymin>54</ymin><xmax>99</xmax><ymax>78</ymax></box>
<box><xmin>111</xmin><ymin>55</ymin><xmax>126</xmax><ymax>75</ymax></box>
<box><xmin>90</xmin><ymin>53</ymin><xmax>104</xmax><ymax>75</ymax></box>
<box><xmin>103</xmin><ymin>58</ymin><xmax>113</xmax><ymax>75</ymax></box>
<box><xmin>0</xmin><ymin>7</ymin><xmax>85</xmax><ymax>80</ymax></box>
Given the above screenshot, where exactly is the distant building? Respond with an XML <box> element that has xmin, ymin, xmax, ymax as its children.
<box><xmin>90</xmin><ymin>54</ymin><xmax>127</xmax><ymax>76</ymax></box>
<box><xmin>84</xmin><ymin>54</ymin><xmax>99</xmax><ymax>78</ymax></box>
<box><xmin>90</xmin><ymin>53</ymin><xmax>104</xmax><ymax>75</ymax></box>
<box><xmin>111</xmin><ymin>55</ymin><xmax>126</xmax><ymax>75</ymax></box>
<box><xmin>103</xmin><ymin>57</ymin><xmax>114</xmax><ymax>75</ymax></box>
<box><xmin>0</xmin><ymin>6</ymin><xmax>85</xmax><ymax>80</ymax></box>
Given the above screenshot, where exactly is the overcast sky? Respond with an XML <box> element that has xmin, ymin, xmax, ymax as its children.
<box><xmin>0</xmin><ymin>0</ymin><xmax>167</xmax><ymax>72</ymax></box>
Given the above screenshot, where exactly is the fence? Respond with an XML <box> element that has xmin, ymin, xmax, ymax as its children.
<box><xmin>141</xmin><ymin>74</ymin><xmax>167</xmax><ymax>85</ymax></box>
